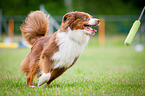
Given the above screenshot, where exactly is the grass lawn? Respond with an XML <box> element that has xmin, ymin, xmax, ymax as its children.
<box><xmin>0</xmin><ymin>36</ymin><xmax>145</xmax><ymax>96</ymax></box>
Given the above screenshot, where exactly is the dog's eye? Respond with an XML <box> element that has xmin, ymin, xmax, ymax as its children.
<box><xmin>84</xmin><ymin>17</ymin><xmax>88</xmax><ymax>20</ymax></box>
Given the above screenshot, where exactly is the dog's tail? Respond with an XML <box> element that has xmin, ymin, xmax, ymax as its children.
<box><xmin>20</xmin><ymin>11</ymin><xmax>49</xmax><ymax>45</ymax></box>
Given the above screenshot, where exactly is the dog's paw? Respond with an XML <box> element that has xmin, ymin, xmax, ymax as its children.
<box><xmin>38</xmin><ymin>73</ymin><xmax>51</xmax><ymax>87</ymax></box>
<box><xmin>29</xmin><ymin>85</ymin><xmax>36</xmax><ymax>88</ymax></box>
<box><xmin>41</xmin><ymin>83</ymin><xmax>48</xmax><ymax>87</ymax></box>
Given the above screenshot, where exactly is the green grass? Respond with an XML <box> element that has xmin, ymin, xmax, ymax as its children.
<box><xmin>0</xmin><ymin>36</ymin><xmax>145</xmax><ymax>96</ymax></box>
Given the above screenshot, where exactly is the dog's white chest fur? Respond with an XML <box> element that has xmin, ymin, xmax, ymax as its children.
<box><xmin>51</xmin><ymin>30</ymin><xmax>90</xmax><ymax>69</ymax></box>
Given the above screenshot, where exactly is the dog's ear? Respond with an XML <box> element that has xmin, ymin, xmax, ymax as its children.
<box><xmin>62</xmin><ymin>13</ymin><xmax>73</xmax><ymax>22</ymax></box>
<box><xmin>62</xmin><ymin>14</ymin><xmax>68</xmax><ymax>22</ymax></box>
<box><xmin>61</xmin><ymin>12</ymin><xmax>76</xmax><ymax>29</ymax></box>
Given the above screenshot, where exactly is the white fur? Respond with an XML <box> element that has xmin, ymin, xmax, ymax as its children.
<box><xmin>88</xmin><ymin>18</ymin><xmax>99</xmax><ymax>25</ymax></box>
<box><xmin>51</xmin><ymin>28</ymin><xmax>90</xmax><ymax>69</ymax></box>
<box><xmin>38</xmin><ymin>73</ymin><xmax>51</xmax><ymax>86</ymax></box>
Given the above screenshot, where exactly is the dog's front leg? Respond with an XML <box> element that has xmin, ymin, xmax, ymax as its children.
<box><xmin>42</xmin><ymin>68</ymin><xmax>67</xmax><ymax>87</ymax></box>
<box><xmin>38</xmin><ymin>56</ymin><xmax>52</xmax><ymax>87</ymax></box>
<box><xmin>42</xmin><ymin>57</ymin><xmax>79</xmax><ymax>87</ymax></box>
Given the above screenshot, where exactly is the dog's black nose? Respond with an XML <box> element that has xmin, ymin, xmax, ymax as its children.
<box><xmin>97</xmin><ymin>19</ymin><xmax>100</xmax><ymax>23</ymax></box>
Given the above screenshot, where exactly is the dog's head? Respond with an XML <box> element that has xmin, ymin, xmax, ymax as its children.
<box><xmin>60</xmin><ymin>11</ymin><xmax>100</xmax><ymax>35</ymax></box>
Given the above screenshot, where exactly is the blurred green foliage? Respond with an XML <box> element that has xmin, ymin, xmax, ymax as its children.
<box><xmin>0</xmin><ymin>0</ymin><xmax>144</xmax><ymax>36</ymax></box>
<box><xmin>0</xmin><ymin>0</ymin><xmax>144</xmax><ymax>15</ymax></box>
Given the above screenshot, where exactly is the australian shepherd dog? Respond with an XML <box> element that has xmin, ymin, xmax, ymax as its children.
<box><xmin>20</xmin><ymin>11</ymin><xmax>100</xmax><ymax>87</ymax></box>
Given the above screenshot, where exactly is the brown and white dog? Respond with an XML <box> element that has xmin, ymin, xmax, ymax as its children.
<box><xmin>20</xmin><ymin>11</ymin><xmax>100</xmax><ymax>87</ymax></box>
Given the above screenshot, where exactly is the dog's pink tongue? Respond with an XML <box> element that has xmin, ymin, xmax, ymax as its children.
<box><xmin>93</xmin><ymin>29</ymin><xmax>97</xmax><ymax>32</ymax></box>
<box><xmin>88</xmin><ymin>27</ymin><xmax>97</xmax><ymax>34</ymax></box>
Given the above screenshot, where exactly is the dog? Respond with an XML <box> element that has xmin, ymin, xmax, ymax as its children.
<box><xmin>20</xmin><ymin>11</ymin><xmax>100</xmax><ymax>87</ymax></box>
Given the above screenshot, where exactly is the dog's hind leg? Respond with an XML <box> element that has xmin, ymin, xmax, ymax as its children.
<box><xmin>27</xmin><ymin>59</ymin><xmax>39</xmax><ymax>87</ymax></box>
<box><xmin>27</xmin><ymin>72</ymin><xmax>36</xmax><ymax>87</ymax></box>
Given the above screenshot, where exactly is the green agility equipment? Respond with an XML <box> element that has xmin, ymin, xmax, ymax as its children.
<box><xmin>124</xmin><ymin>6</ymin><xmax>145</xmax><ymax>46</ymax></box>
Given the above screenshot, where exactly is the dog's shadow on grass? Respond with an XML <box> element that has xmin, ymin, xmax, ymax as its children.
<box><xmin>32</xmin><ymin>81</ymin><xmax>83</xmax><ymax>88</ymax></box>
<box><xmin>48</xmin><ymin>82</ymin><xmax>79</xmax><ymax>88</ymax></box>
<box><xmin>44</xmin><ymin>79</ymin><xmax>94</xmax><ymax>89</ymax></box>
<box><xmin>5</xmin><ymin>76</ymin><xmax>86</xmax><ymax>88</ymax></box>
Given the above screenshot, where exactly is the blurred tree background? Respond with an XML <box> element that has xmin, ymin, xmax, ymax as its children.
<box><xmin>0</xmin><ymin>0</ymin><xmax>144</xmax><ymax>38</ymax></box>
<box><xmin>0</xmin><ymin>0</ymin><xmax>144</xmax><ymax>15</ymax></box>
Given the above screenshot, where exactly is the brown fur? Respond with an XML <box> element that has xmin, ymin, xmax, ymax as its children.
<box><xmin>20</xmin><ymin>11</ymin><xmax>99</xmax><ymax>87</ymax></box>
<box><xmin>20</xmin><ymin>11</ymin><xmax>62</xmax><ymax>86</ymax></box>
<box><xmin>20</xmin><ymin>11</ymin><xmax>49</xmax><ymax>45</ymax></box>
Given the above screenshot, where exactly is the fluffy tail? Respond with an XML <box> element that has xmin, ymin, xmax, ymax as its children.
<box><xmin>20</xmin><ymin>11</ymin><xmax>49</xmax><ymax>45</ymax></box>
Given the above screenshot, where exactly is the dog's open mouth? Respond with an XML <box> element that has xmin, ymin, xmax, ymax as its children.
<box><xmin>83</xmin><ymin>25</ymin><xmax>97</xmax><ymax>35</ymax></box>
